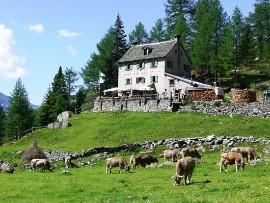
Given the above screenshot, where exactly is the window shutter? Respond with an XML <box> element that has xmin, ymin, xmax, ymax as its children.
<box><xmin>150</xmin><ymin>76</ymin><xmax>152</xmax><ymax>83</ymax></box>
<box><xmin>143</xmin><ymin>77</ymin><xmax>145</xmax><ymax>83</ymax></box>
<box><xmin>155</xmin><ymin>61</ymin><xmax>158</xmax><ymax>67</ymax></box>
<box><xmin>155</xmin><ymin>76</ymin><xmax>158</xmax><ymax>83</ymax></box>
<box><xmin>137</xmin><ymin>64</ymin><xmax>139</xmax><ymax>69</ymax></box>
<box><xmin>125</xmin><ymin>79</ymin><xmax>127</xmax><ymax>85</ymax></box>
<box><xmin>142</xmin><ymin>63</ymin><xmax>145</xmax><ymax>68</ymax></box>
<box><xmin>136</xmin><ymin>78</ymin><xmax>139</xmax><ymax>84</ymax></box>
<box><xmin>130</xmin><ymin>78</ymin><xmax>132</xmax><ymax>84</ymax></box>
<box><xmin>150</xmin><ymin>62</ymin><xmax>153</xmax><ymax>68</ymax></box>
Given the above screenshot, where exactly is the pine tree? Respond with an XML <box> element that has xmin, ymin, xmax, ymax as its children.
<box><xmin>81</xmin><ymin>14</ymin><xmax>129</xmax><ymax>101</ymax></box>
<box><xmin>231</xmin><ymin>6</ymin><xmax>245</xmax><ymax>70</ymax></box>
<box><xmin>238</xmin><ymin>23</ymin><xmax>255</xmax><ymax>66</ymax></box>
<box><xmin>37</xmin><ymin>87</ymin><xmax>54</xmax><ymax>126</ymax></box>
<box><xmin>164</xmin><ymin>0</ymin><xmax>195</xmax><ymax>39</ymax></box>
<box><xmin>173</xmin><ymin>12</ymin><xmax>190</xmax><ymax>51</ymax></box>
<box><xmin>190</xmin><ymin>0</ymin><xmax>227</xmax><ymax>82</ymax></box>
<box><xmin>219</xmin><ymin>20</ymin><xmax>234</xmax><ymax>76</ymax></box>
<box><xmin>149</xmin><ymin>18</ymin><xmax>166</xmax><ymax>43</ymax></box>
<box><xmin>51</xmin><ymin>67</ymin><xmax>70</xmax><ymax>118</ymax></box>
<box><xmin>4</xmin><ymin>79</ymin><xmax>34</xmax><ymax>139</ymax></box>
<box><xmin>128</xmin><ymin>22</ymin><xmax>149</xmax><ymax>45</ymax></box>
<box><xmin>250</xmin><ymin>0</ymin><xmax>270</xmax><ymax>61</ymax></box>
<box><xmin>0</xmin><ymin>105</ymin><xmax>5</xmax><ymax>140</ymax></box>
<box><xmin>74</xmin><ymin>87</ymin><xmax>86</xmax><ymax>113</ymax></box>
<box><xmin>113</xmin><ymin>14</ymin><xmax>129</xmax><ymax>61</ymax></box>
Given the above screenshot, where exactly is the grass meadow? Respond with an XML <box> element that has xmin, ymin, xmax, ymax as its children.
<box><xmin>1</xmin><ymin>112</ymin><xmax>270</xmax><ymax>202</ymax></box>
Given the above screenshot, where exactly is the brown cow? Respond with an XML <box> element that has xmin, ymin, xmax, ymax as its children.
<box><xmin>163</xmin><ymin>149</ymin><xmax>179</xmax><ymax>162</ymax></box>
<box><xmin>131</xmin><ymin>154</ymin><xmax>158</xmax><ymax>169</ymax></box>
<box><xmin>0</xmin><ymin>168</ymin><xmax>14</xmax><ymax>174</ymax></box>
<box><xmin>230</xmin><ymin>147</ymin><xmax>259</xmax><ymax>164</ymax></box>
<box><xmin>182</xmin><ymin>147</ymin><xmax>201</xmax><ymax>159</ymax></box>
<box><xmin>220</xmin><ymin>152</ymin><xmax>245</xmax><ymax>173</ymax></box>
<box><xmin>106</xmin><ymin>157</ymin><xmax>130</xmax><ymax>174</ymax></box>
<box><xmin>172</xmin><ymin>157</ymin><xmax>195</xmax><ymax>186</ymax></box>
<box><xmin>31</xmin><ymin>159</ymin><xmax>53</xmax><ymax>172</ymax></box>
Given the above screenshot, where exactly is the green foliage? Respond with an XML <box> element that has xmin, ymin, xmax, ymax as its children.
<box><xmin>164</xmin><ymin>0</ymin><xmax>195</xmax><ymax>39</ymax></box>
<box><xmin>0</xmin><ymin>105</ymin><xmax>5</xmax><ymax>139</ymax></box>
<box><xmin>213</xmin><ymin>101</ymin><xmax>221</xmax><ymax>107</ymax></box>
<box><xmin>4</xmin><ymin>79</ymin><xmax>34</xmax><ymax>139</ymax></box>
<box><xmin>149</xmin><ymin>18</ymin><xmax>166</xmax><ymax>43</ymax></box>
<box><xmin>128</xmin><ymin>22</ymin><xmax>149</xmax><ymax>45</ymax></box>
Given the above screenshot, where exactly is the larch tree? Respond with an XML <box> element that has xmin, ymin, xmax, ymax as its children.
<box><xmin>149</xmin><ymin>18</ymin><xmax>166</xmax><ymax>43</ymax></box>
<box><xmin>164</xmin><ymin>0</ymin><xmax>195</xmax><ymax>39</ymax></box>
<box><xmin>250</xmin><ymin>0</ymin><xmax>270</xmax><ymax>61</ymax></box>
<box><xmin>0</xmin><ymin>105</ymin><xmax>5</xmax><ymax>140</ymax></box>
<box><xmin>231</xmin><ymin>6</ymin><xmax>245</xmax><ymax>71</ymax></box>
<box><xmin>190</xmin><ymin>0</ymin><xmax>227</xmax><ymax>82</ymax></box>
<box><xmin>4</xmin><ymin>79</ymin><xmax>34</xmax><ymax>139</ymax></box>
<box><xmin>128</xmin><ymin>22</ymin><xmax>149</xmax><ymax>45</ymax></box>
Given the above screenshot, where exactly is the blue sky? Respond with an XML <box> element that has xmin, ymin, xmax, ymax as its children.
<box><xmin>0</xmin><ymin>0</ymin><xmax>256</xmax><ymax>105</ymax></box>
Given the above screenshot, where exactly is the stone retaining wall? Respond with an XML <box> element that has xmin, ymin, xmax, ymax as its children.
<box><xmin>44</xmin><ymin>135</ymin><xmax>270</xmax><ymax>161</ymax></box>
<box><xmin>93</xmin><ymin>97</ymin><xmax>270</xmax><ymax>118</ymax></box>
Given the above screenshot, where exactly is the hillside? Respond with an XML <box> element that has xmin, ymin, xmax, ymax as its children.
<box><xmin>2</xmin><ymin>112</ymin><xmax>270</xmax><ymax>154</ymax></box>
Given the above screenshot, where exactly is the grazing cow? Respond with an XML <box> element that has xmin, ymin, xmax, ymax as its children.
<box><xmin>220</xmin><ymin>152</ymin><xmax>245</xmax><ymax>173</ymax></box>
<box><xmin>172</xmin><ymin>157</ymin><xmax>195</xmax><ymax>186</ymax></box>
<box><xmin>0</xmin><ymin>168</ymin><xmax>14</xmax><ymax>174</ymax></box>
<box><xmin>106</xmin><ymin>157</ymin><xmax>130</xmax><ymax>174</ymax></box>
<box><xmin>163</xmin><ymin>149</ymin><xmax>179</xmax><ymax>162</ymax></box>
<box><xmin>30</xmin><ymin>159</ymin><xmax>53</xmax><ymax>172</ymax></box>
<box><xmin>182</xmin><ymin>147</ymin><xmax>201</xmax><ymax>159</ymax></box>
<box><xmin>64</xmin><ymin>156</ymin><xmax>78</xmax><ymax>168</ymax></box>
<box><xmin>131</xmin><ymin>154</ymin><xmax>158</xmax><ymax>169</ymax></box>
<box><xmin>230</xmin><ymin>147</ymin><xmax>259</xmax><ymax>164</ymax></box>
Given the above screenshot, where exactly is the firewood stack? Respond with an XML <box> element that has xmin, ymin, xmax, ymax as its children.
<box><xmin>232</xmin><ymin>89</ymin><xmax>256</xmax><ymax>103</ymax></box>
<box><xmin>186</xmin><ymin>90</ymin><xmax>222</xmax><ymax>101</ymax></box>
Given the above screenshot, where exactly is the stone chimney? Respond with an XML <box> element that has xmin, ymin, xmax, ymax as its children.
<box><xmin>131</xmin><ymin>41</ymin><xmax>137</xmax><ymax>47</ymax></box>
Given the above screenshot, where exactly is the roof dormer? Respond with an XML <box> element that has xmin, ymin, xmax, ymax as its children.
<box><xmin>143</xmin><ymin>47</ymin><xmax>153</xmax><ymax>55</ymax></box>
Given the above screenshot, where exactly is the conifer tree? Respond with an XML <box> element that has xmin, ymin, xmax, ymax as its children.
<box><xmin>164</xmin><ymin>0</ymin><xmax>195</xmax><ymax>39</ymax></box>
<box><xmin>231</xmin><ymin>6</ymin><xmax>245</xmax><ymax>70</ymax></box>
<box><xmin>0</xmin><ymin>105</ymin><xmax>5</xmax><ymax>139</ymax></box>
<box><xmin>149</xmin><ymin>18</ymin><xmax>166</xmax><ymax>42</ymax></box>
<box><xmin>173</xmin><ymin>12</ymin><xmax>190</xmax><ymax>51</ymax></box>
<box><xmin>238</xmin><ymin>23</ymin><xmax>255</xmax><ymax>66</ymax></box>
<box><xmin>4</xmin><ymin>79</ymin><xmax>34</xmax><ymax>139</ymax></box>
<box><xmin>250</xmin><ymin>0</ymin><xmax>270</xmax><ymax>61</ymax></box>
<box><xmin>128</xmin><ymin>22</ymin><xmax>149</xmax><ymax>45</ymax></box>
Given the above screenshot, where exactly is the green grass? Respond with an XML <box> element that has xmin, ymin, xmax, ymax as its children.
<box><xmin>3</xmin><ymin>112</ymin><xmax>269</xmax><ymax>154</ymax></box>
<box><xmin>1</xmin><ymin>112</ymin><xmax>270</xmax><ymax>202</ymax></box>
<box><xmin>0</xmin><ymin>149</ymin><xmax>270</xmax><ymax>203</ymax></box>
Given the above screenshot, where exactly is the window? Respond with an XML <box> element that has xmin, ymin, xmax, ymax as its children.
<box><xmin>150</xmin><ymin>76</ymin><xmax>158</xmax><ymax>83</ymax></box>
<box><xmin>169</xmin><ymin>79</ymin><xmax>175</xmax><ymax>86</ymax></box>
<box><xmin>167</xmin><ymin>60</ymin><xmax>173</xmax><ymax>69</ymax></box>
<box><xmin>136</xmin><ymin>77</ymin><xmax>145</xmax><ymax>84</ymax></box>
<box><xmin>125</xmin><ymin>78</ymin><xmax>132</xmax><ymax>85</ymax></box>
<box><xmin>137</xmin><ymin>62</ymin><xmax>145</xmax><ymax>69</ymax></box>
<box><xmin>150</xmin><ymin>61</ymin><xmax>158</xmax><ymax>68</ymax></box>
<box><xmin>125</xmin><ymin>64</ymin><xmax>132</xmax><ymax>71</ymax></box>
<box><xmin>144</xmin><ymin>48</ymin><xmax>152</xmax><ymax>55</ymax></box>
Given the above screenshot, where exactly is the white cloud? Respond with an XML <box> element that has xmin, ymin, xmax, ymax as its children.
<box><xmin>58</xmin><ymin>29</ymin><xmax>81</xmax><ymax>39</ymax></box>
<box><xmin>67</xmin><ymin>45</ymin><xmax>76</xmax><ymax>56</ymax></box>
<box><xmin>29</xmin><ymin>24</ymin><xmax>44</xmax><ymax>34</ymax></box>
<box><xmin>0</xmin><ymin>24</ymin><xmax>27</xmax><ymax>79</ymax></box>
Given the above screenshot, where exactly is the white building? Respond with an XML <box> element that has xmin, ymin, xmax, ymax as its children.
<box><xmin>117</xmin><ymin>36</ymin><xmax>223</xmax><ymax>98</ymax></box>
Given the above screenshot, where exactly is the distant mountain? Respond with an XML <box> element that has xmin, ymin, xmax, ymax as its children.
<box><xmin>0</xmin><ymin>92</ymin><xmax>39</xmax><ymax>111</ymax></box>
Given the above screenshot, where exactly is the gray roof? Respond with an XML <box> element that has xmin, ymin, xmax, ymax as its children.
<box><xmin>118</xmin><ymin>40</ymin><xmax>177</xmax><ymax>63</ymax></box>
